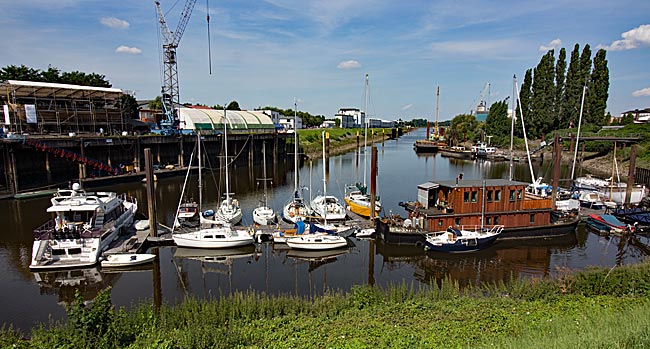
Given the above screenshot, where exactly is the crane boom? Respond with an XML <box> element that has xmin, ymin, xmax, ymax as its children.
<box><xmin>154</xmin><ymin>0</ymin><xmax>197</xmax><ymax>134</ymax></box>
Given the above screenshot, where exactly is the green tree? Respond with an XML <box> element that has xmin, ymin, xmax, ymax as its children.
<box><xmin>530</xmin><ymin>50</ymin><xmax>556</xmax><ymax>138</ymax></box>
<box><xmin>485</xmin><ymin>99</ymin><xmax>510</xmax><ymax>138</ymax></box>
<box><xmin>564</xmin><ymin>44</ymin><xmax>582</xmax><ymax>127</ymax></box>
<box><xmin>120</xmin><ymin>94</ymin><xmax>139</xmax><ymax>119</ymax></box>
<box><xmin>0</xmin><ymin>64</ymin><xmax>41</xmax><ymax>81</ymax></box>
<box><xmin>555</xmin><ymin>48</ymin><xmax>567</xmax><ymax>128</ymax></box>
<box><xmin>226</xmin><ymin>101</ymin><xmax>241</xmax><ymax>110</ymax></box>
<box><xmin>450</xmin><ymin>114</ymin><xmax>479</xmax><ymax>142</ymax></box>
<box><xmin>586</xmin><ymin>49</ymin><xmax>609</xmax><ymax>125</ymax></box>
<box><xmin>516</xmin><ymin>69</ymin><xmax>533</xmax><ymax>138</ymax></box>
<box><xmin>149</xmin><ymin>96</ymin><xmax>163</xmax><ymax>110</ymax></box>
<box><xmin>41</xmin><ymin>66</ymin><xmax>62</xmax><ymax>83</ymax></box>
<box><xmin>60</xmin><ymin>70</ymin><xmax>111</xmax><ymax>87</ymax></box>
<box><xmin>621</xmin><ymin>112</ymin><xmax>634</xmax><ymax>125</ymax></box>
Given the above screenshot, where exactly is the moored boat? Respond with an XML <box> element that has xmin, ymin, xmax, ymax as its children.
<box><xmin>424</xmin><ymin>225</ymin><xmax>503</xmax><ymax>252</ymax></box>
<box><xmin>439</xmin><ymin>146</ymin><xmax>474</xmax><ymax>159</ymax></box>
<box><xmin>100</xmin><ymin>253</ymin><xmax>157</xmax><ymax>268</ymax></box>
<box><xmin>30</xmin><ymin>183</ymin><xmax>138</xmax><ymax>270</ymax></box>
<box><xmin>376</xmin><ymin>178</ymin><xmax>579</xmax><ymax>246</ymax></box>
<box><xmin>285</xmin><ymin>234</ymin><xmax>349</xmax><ymax>250</ymax></box>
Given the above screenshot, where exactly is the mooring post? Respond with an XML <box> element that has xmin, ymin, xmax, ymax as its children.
<box><xmin>370</xmin><ymin>146</ymin><xmax>378</xmax><ymax>219</ymax></box>
<box><xmin>178</xmin><ymin>136</ymin><xmax>184</xmax><ymax>168</ymax></box>
<box><xmin>625</xmin><ymin>144</ymin><xmax>637</xmax><ymax>205</ymax></box>
<box><xmin>325</xmin><ymin>131</ymin><xmax>330</xmax><ymax>174</ymax></box>
<box><xmin>79</xmin><ymin>140</ymin><xmax>86</xmax><ymax>180</ymax></box>
<box><xmin>144</xmin><ymin>148</ymin><xmax>158</xmax><ymax>237</ymax></box>
<box><xmin>552</xmin><ymin>134</ymin><xmax>560</xmax><ymax>210</ymax></box>
<box><xmin>9</xmin><ymin>147</ymin><xmax>18</xmax><ymax>195</ymax></box>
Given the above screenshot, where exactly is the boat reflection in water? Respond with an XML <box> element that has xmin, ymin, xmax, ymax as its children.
<box><xmin>172</xmin><ymin>246</ymin><xmax>259</xmax><ymax>295</ymax></box>
<box><xmin>33</xmin><ymin>267</ymin><xmax>119</xmax><ymax>305</ymax></box>
<box><xmin>374</xmin><ymin>232</ymin><xmax>579</xmax><ymax>289</ymax></box>
<box><xmin>285</xmin><ymin>247</ymin><xmax>351</xmax><ymax>272</ymax></box>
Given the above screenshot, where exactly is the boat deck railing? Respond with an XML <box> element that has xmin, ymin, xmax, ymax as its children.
<box><xmin>33</xmin><ymin>220</ymin><xmax>104</xmax><ymax>240</ymax></box>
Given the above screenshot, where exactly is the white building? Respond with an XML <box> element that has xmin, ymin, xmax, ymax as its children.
<box><xmin>335</xmin><ymin>108</ymin><xmax>364</xmax><ymax>128</ymax></box>
<box><xmin>278</xmin><ymin>116</ymin><xmax>303</xmax><ymax>130</ymax></box>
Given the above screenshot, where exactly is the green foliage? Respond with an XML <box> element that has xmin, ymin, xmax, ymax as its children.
<box><xmin>0</xmin><ymin>64</ymin><xmax>112</xmax><ymax>87</ymax></box>
<box><xmin>6</xmin><ymin>262</ymin><xmax>650</xmax><ymax>348</ymax></box>
<box><xmin>226</xmin><ymin>101</ymin><xmax>241</xmax><ymax>110</ymax></box>
<box><xmin>120</xmin><ymin>94</ymin><xmax>139</xmax><ymax>119</ymax></box>
<box><xmin>148</xmin><ymin>96</ymin><xmax>163</xmax><ymax>110</ymax></box>
<box><xmin>587</xmin><ymin>49</ymin><xmax>610</xmax><ymax>126</ymax></box>
<box><xmin>555</xmin><ymin>47</ymin><xmax>567</xmax><ymax>128</ymax></box>
<box><xmin>450</xmin><ymin>113</ymin><xmax>480</xmax><ymax>142</ymax></box>
<box><xmin>259</xmin><ymin>106</ymin><xmax>325</xmax><ymax>128</ymax></box>
<box><xmin>485</xmin><ymin>99</ymin><xmax>510</xmax><ymax>138</ymax></box>
<box><xmin>530</xmin><ymin>50</ymin><xmax>556</xmax><ymax>138</ymax></box>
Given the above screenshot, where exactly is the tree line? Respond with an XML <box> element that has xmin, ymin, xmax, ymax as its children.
<box><xmin>0</xmin><ymin>64</ymin><xmax>112</xmax><ymax>87</ymax></box>
<box><xmin>450</xmin><ymin>43</ymin><xmax>610</xmax><ymax>145</ymax></box>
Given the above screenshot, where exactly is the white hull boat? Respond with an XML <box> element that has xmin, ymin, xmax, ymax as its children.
<box><xmin>286</xmin><ymin>234</ymin><xmax>348</xmax><ymax>250</ymax></box>
<box><xmin>311</xmin><ymin>195</ymin><xmax>347</xmax><ymax>221</ymax></box>
<box><xmin>173</xmin><ymin>219</ymin><xmax>254</xmax><ymax>249</ymax></box>
<box><xmin>215</xmin><ymin>197</ymin><xmax>243</xmax><ymax>225</ymax></box>
<box><xmin>100</xmin><ymin>253</ymin><xmax>156</xmax><ymax>268</ymax></box>
<box><xmin>30</xmin><ymin>183</ymin><xmax>138</xmax><ymax>270</ymax></box>
<box><xmin>253</xmin><ymin>206</ymin><xmax>276</xmax><ymax>225</ymax></box>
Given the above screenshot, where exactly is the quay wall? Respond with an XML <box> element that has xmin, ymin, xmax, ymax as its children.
<box><xmin>0</xmin><ymin>132</ymin><xmax>291</xmax><ymax>195</ymax></box>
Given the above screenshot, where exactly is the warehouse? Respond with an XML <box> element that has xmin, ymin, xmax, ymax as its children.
<box><xmin>178</xmin><ymin>106</ymin><xmax>276</xmax><ymax>133</ymax></box>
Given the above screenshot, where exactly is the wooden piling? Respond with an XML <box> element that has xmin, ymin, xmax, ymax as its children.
<box><xmin>552</xmin><ymin>134</ymin><xmax>560</xmax><ymax>209</ymax></box>
<box><xmin>325</xmin><ymin>131</ymin><xmax>330</xmax><ymax>174</ymax></box>
<box><xmin>625</xmin><ymin>144</ymin><xmax>637</xmax><ymax>205</ymax></box>
<box><xmin>144</xmin><ymin>148</ymin><xmax>158</xmax><ymax>237</ymax></box>
<box><xmin>370</xmin><ymin>146</ymin><xmax>378</xmax><ymax>219</ymax></box>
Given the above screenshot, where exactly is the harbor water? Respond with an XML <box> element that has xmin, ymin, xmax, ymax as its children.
<box><xmin>1</xmin><ymin>128</ymin><xmax>648</xmax><ymax>331</ymax></box>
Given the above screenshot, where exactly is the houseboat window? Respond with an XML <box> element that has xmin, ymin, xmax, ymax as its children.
<box><xmin>438</xmin><ymin>219</ymin><xmax>443</xmax><ymax>227</ymax></box>
<box><xmin>464</xmin><ymin>192</ymin><xmax>470</xmax><ymax>203</ymax></box>
<box><xmin>471</xmin><ymin>191</ymin><xmax>477</xmax><ymax>203</ymax></box>
<box><xmin>486</xmin><ymin>217</ymin><xmax>492</xmax><ymax>225</ymax></box>
<box><xmin>455</xmin><ymin>218</ymin><xmax>461</xmax><ymax>225</ymax></box>
<box><xmin>517</xmin><ymin>190</ymin><xmax>522</xmax><ymax>199</ymax></box>
<box><xmin>509</xmin><ymin>190</ymin><xmax>516</xmax><ymax>201</ymax></box>
<box><xmin>494</xmin><ymin>216</ymin><xmax>499</xmax><ymax>224</ymax></box>
<box><xmin>530</xmin><ymin>214</ymin><xmax>535</xmax><ymax>224</ymax></box>
<box><xmin>495</xmin><ymin>190</ymin><xmax>501</xmax><ymax>202</ymax></box>
<box><xmin>487</xmin><ymin>190</ymin><xmax>493</xmax><ymax>202</ymax></box>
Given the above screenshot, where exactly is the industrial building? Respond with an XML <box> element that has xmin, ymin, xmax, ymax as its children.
<box><xmin>1</xmin><ymin>80</ymin><xmax>127</xmax><ymax>135</ymax></box>
<box><xmin>335</xmin><ymin>108</ymin><xmax>365</xmax><ymax>128</ymax></box>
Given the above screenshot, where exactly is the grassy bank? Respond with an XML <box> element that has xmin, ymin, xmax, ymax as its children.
<box><xmin>295</xmin><ymin>128</ymin><xmax>395</xmax><ymax>159</ymax></box>
<box><xmin>3</xmin><ymin>262</ymin><xmax>650</xmax><ymax>348</ymax></box>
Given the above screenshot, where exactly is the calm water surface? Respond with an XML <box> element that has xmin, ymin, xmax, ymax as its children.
<box><xmin>1</xmin><ymin>128</ymin><xmax>648</xmax><ymax>331</ymax></box>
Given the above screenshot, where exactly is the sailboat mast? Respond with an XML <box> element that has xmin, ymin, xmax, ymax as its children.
<box><xmin>262</xmin><ymin>142</ymin><xmax>268</xmax><ymax>207</ymax></box>
<box><xmin>363</xmin><ymin>74</ymin><xmax>369</xmax><ymax>188</ymax></box>
<box><xmin>294</xmin><ymin>98</ymin><xmax>298</xmax><ymax>193</ymax></box>
<box><xmin>435</xmin><ymin>86</ymin><xmax>440</xmax><ymax>138</ymax></box>
<box><xmin>570</xmin><ymin>85</ymin><xmax>587</xmax><ymax>180</ymax></box>
<box><xmin>223</xmin><ymin>106</ymin><xmax>230</xmax><ymax>202</ymax></box>
<box><xmin>198</xmin><ymin>133</ymin><xmax>202</xmax><ymax>213</ymax></box>
<box><xmin>322</xmin><ymin>131</ymin><xmax>327</xmax><ymax>225</ymax></box>
<box><xmin>514</xmin><ymin>80</ymin><xmax>535</xmax><ymax>182</ymax></box>
<box><xmin>509</xmin><ymin>75</ymin><xmax>516</xmax><ymax>181</ymax></box>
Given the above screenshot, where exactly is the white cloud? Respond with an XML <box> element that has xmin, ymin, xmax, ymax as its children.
<box><xmin>337</xmin><ymin>60</ymin><xmax>361</xmax><ymax>69</ymax></box>
<box><xmin>539</xmin><ymin>38</ymin><xmax>562</xmax><ymax>51</ymax></box>
<box><xmin>632</xmin><ymin>87</ymin><xmax>650</xmax><ymax>97</ymax></box>
<box><xmin>402</xmin><ymin>104</ymin><xmax>413</xmax><ymax>110</ymax></box>
<box><xmin>599</xmin><ymin>24</ymin><xmax>650</xmax><ymax>51</ymax></box>
<box><xmin>100</xmin><ymin>17</ymin><xmax>130</xmax><ymax>30</ymax></box>
<box><xmin>115</xmin><ymin>45</ymin><xmax>141</xmax><ymax>54</ymax></box>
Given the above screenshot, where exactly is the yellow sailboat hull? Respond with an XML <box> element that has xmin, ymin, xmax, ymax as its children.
<box><xmin>344</xmin><ymin>197</ymin><xmax>379</xmax><ymax>218</ymax></box>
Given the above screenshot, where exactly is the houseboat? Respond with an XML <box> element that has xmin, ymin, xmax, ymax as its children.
<box><xmin>376</xmin><ymin>179</ymin><xmax>579</xmax><ymax>246</ymax></box>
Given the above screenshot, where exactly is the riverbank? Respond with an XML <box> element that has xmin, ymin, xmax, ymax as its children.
<box><xmin>3</xmin><ymin>261</ymin><xmax>649</xmax><ymax>348</ymax></box>
<box><xmin>297</xmin><ymin>128</ymin><xmax>403</xmax><ymax>159</ymax></box>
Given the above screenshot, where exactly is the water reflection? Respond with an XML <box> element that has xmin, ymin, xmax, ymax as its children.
<box><xmin>33</xmin><ymin>267</ymin><xmax>119</xmax><ymax>305</ymax></box>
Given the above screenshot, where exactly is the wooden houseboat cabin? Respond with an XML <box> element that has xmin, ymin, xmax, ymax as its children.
<box><xmin>377</xmin><ymin>179</ymin><xmax>579</xmax><ymax>245</ymax></box>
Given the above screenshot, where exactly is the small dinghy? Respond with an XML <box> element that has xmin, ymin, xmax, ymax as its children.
<box><xmin>101</xmin><ymin>253</ymin><xmax>157</xmax><ymax>268</ymax></box>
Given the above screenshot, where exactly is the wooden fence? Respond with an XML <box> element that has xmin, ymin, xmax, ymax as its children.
<box><xmin>635</xmin><ymin>167</ymin><xmax>650</xmax><ymax>185</ymax></box>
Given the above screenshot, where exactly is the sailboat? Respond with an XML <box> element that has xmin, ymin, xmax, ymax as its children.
<box><xmin>215</xmin><ymin>108</ymin><xmax>243</xmax><ymax>225</ymax></box>
<box><xmin>252</xmin><ymin>142</ymin><xmax>277</xmax><ymax>225</ymax></box>
<box><xmin>311</xmin><ymin>131</ymin><xmax>347</xmax><ymax>221</ymax></box>
<box><xmin>344</xmin><ymin>74</ymin><xmax>381</xmax><ymax>218</ymax></box>
<box><xmin>172</xmin><ymin>134</ymin><xmax>254</xmax><ymax>249</ymax></box>
<box><xmin>282</xmin><ymin>100</ymin><xmax>312</xmax><ymax>223</ymax></box>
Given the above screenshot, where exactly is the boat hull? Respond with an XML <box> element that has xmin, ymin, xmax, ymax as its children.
<box><xmin>376</xmin><ymin>217</ymin><xmax>579</xmax><ymax>246</ymax></box>
<box><xmin>100</xmin><ymin>253</ymin><xmax>157</xmax><ymax>268</ymax></box>
<box><xmin>424</xmin><ymin>234</ymin><xmax>499</xmax><ymax>252</ymax></box>
<box><xmin>172</xmin><ymin>230</ymin><xmax>254</xmax><ymax>249</ymax></box>
<box><xmin>286</xmin><ymin>235</ymin><xmax>348</xmax><ymax>250</ymax></box>
<box><xmin>344</xmin><ymin>197</ymin><xmax>380</xmax><ymax>218</ymax></box>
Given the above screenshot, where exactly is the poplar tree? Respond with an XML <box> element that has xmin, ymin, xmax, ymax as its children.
<box><xmin>485</xmin><ymin>99</ymin><xmax>510</xmax><ymax>138</ymax></box>
<box><xmin>530</xmin><ymin>50</ymin><xmax>555</xmax><ymax>138</ymax></box>
<box><xmin>555</xmin><ymin>48</ymin><xmax>567</xmax><ymax>129</ymax></box>
<box><xmin>517</xmin><ymin>69</ymin><xmax>533</xmax><ymax>132</ymax></box>
<box><xmin>563</xmin><ymin>44</ymin><xmax>582</xmax><ymax>127</ymax></box>
<box><xmin>587</xmin><ymin>49</ymin><xmax>609</xmax><ymax>125</ymax></box>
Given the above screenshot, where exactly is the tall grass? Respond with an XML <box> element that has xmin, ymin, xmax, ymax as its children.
<box><xmin>4</xmin><ymin>262</ymin><xmax>650</xmax><ymax>348</ymax></box>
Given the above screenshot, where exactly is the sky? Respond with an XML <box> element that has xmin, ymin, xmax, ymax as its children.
<box><xmin>1</xmin><ymin>0</ymin><xmax>649</xmax><ymax>121</ymax></box>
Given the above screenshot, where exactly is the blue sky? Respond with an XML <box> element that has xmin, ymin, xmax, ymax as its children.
<box><xmin>1</xmin><ymin>0</ymin><xmax>649</xmax><ymax>121</ymax></box>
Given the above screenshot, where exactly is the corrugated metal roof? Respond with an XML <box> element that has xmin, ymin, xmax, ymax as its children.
<box><xmin>178</xmin><ymin>108</ymin><xmax>275</xmax><ymax>130</ymax></box>
<box><xmin>1</xmin><ymin>80</ymin><xmax>122</xmax><ymax>99</ymax></box>
<box><xmin>430</xmin><ymin>179</ymin><xmax>530</xmax><ymax>188</ymax></box>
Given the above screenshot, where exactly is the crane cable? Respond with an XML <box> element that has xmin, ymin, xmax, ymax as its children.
<box><xmin>206</xmin><ymin>0</ymin><xmax>212</xmax><ymax>75</ymax></box>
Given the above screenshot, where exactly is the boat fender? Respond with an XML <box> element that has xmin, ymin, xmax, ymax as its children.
<box><xmin>415</xmin><ymin>241</ymin><xmax>424</xmax><ymax>248</ymax></box>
